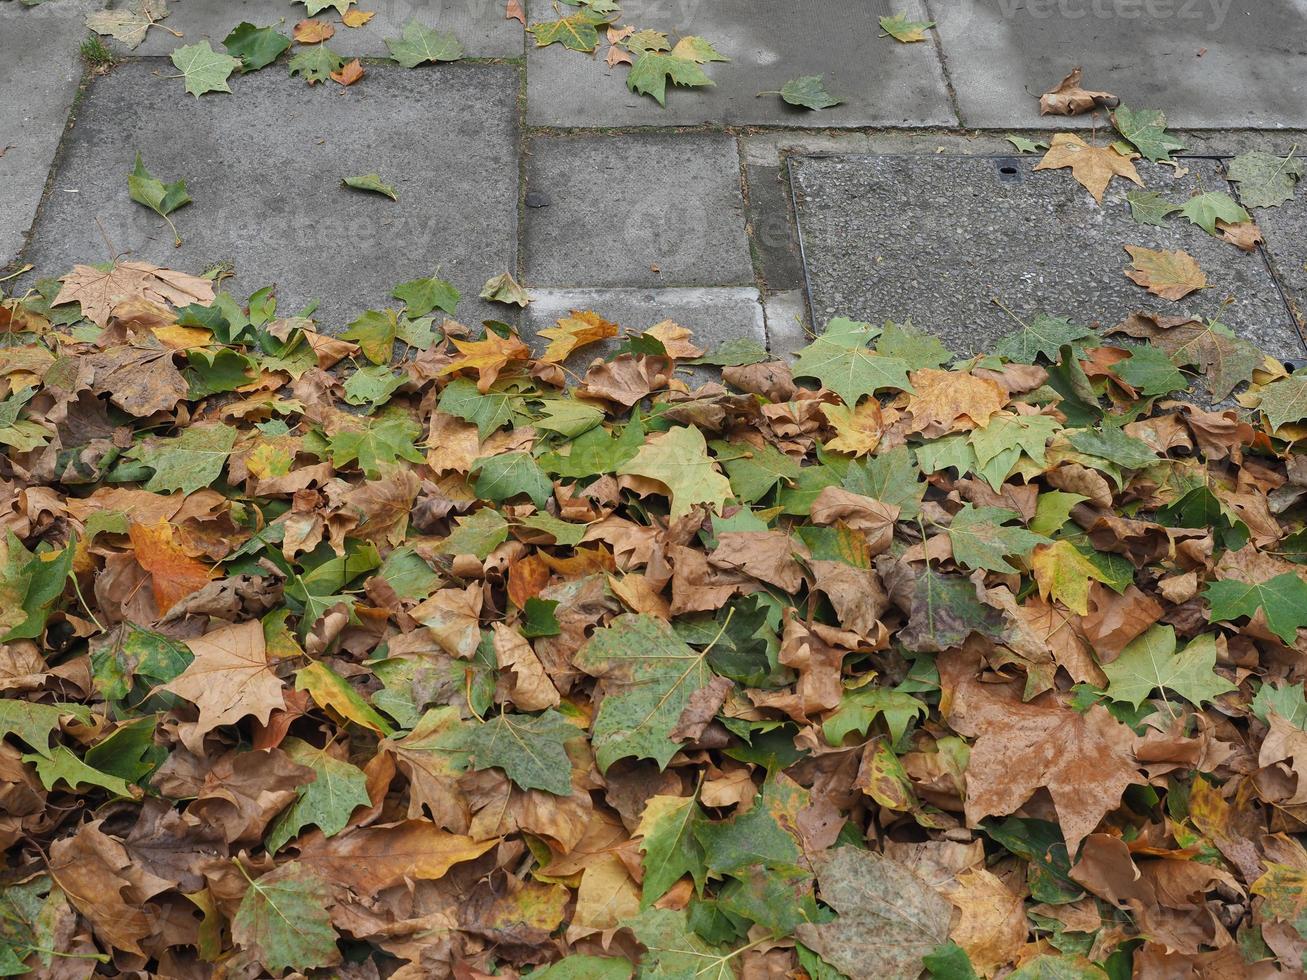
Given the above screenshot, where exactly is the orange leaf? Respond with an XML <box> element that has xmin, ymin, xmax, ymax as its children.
<box><xmin>438</xmin><ymin>332</ymin><xmax>531</xmax><ymax>392</ymax></box>
<box><xmin>1033</xmin><ymin>133</ymin><xmax>1142</xmax><ymax>204</ymax></box>
<box><xmin>128</xmin><ymin>521</ymin><xmax>214</xmax><ymax>615</ymax></box>
<box><xmin>505</xmin><ymin>0</ymin><xmax>526</xmax><ymax>25</ymax></box>
<box><xmin>293</xmin><ymin>19</ymin><xmax>334</xmax><ymax>43</ymax></box>
<box><xmin>331</xmin><ymin>58</ymin><xmax>365</xmax><ymax>86</ymax></box>
<box><xmin>342</xmin><ymin>9</ymin><xmax>375</xmax><ymax>27</ymax></box>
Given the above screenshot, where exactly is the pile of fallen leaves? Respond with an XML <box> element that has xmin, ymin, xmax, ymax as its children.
<box><xmin>4</xmin><ymin>259</ymin><xmax>1307</xmax><ymax>980</ymax></box>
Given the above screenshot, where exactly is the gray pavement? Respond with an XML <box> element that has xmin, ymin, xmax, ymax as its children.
<box><xmin>4</xmin><ymin>0</ymin><xmax>1307</xmax><ymax>367</ymax></box>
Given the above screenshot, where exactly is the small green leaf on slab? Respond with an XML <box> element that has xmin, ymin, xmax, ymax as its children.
<box><xmin>289</xmin><ymin>44</ymin><xmax>344</xmax><ymax>84</ymax></box>
<box><xmin>170</xmin><ymin>40</ymin><xmax>240</xmax><ymax>97</ymax></box>
<box><xmin>774</xmin><ymin>75</ymin><xmax>841</xmax><ymax>110</ymax></box>
<box><xmin>879</xmin><ymin>12</ymin><xmax>935</xmax><ymax>42</ymax></box>
<box><xmin>386</xmin><ymin>18</ymin><xmax>463</xmax><ymax>67</ymax></box>
<box><xmin>343</xmin><ymin>173</ymin><xmax>398</xmax><ymax>201</ymax></box>
<box><xmin>1126</xmin><ymin>190</ymin><xmax>1182</xmax><ymax>226</ymax></box>
<box><xmin>1005</xmin><ymin>135</ymin><xmax>1048</xmax><ymax>154</ymax></box>
<box><xmin>127</xmin><ymin>152</ymin><xmax>191</xmax><ymax>246</ymax></box>
<box><xmin>223</xmin><ymin>22</ymin><xmax>291</xmax><ymax>72</ymax></box>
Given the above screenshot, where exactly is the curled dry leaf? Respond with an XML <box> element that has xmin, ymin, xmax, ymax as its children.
<box><xmin>1039</xmin><ymin>66</ymin><xmax>1119</xmax><ymax>116</ymax></box>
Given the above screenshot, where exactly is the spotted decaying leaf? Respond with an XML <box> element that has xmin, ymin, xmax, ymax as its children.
<box><xmin>1122</xmin><ymin>244</ymin><xmax>1208</xmax><ymax>300</ymax></box>
<box><xmin>2</xmin><ymin>253</ymin><xmax>1305</xmax><ymax>980</ymax></box>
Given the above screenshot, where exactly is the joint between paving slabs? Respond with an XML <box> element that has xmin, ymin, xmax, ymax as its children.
<box><xmin>920</xmin><ymin>0</ymin><xmax>965</xmax><ymax>129</ymax></box>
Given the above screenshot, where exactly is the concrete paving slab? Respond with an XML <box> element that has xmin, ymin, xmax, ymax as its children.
<box><xmin>520</xmin><ymin>286</ymin><xmax>766</xmax><ymax>368</ymax></box>
<box><xmin>1252</xmin><ymin>186</ymin><xmax>1307</xmax><ymax>336</ymax></box>
<box><xmin>790</xmin><ymin>153</ymin><xmax>1303</xmax><ymax>359</ymax></box>
<box><xmin>524</xmin><ymin>0</ymin><xmax>955</xmax><ymax>128</ymax></box>
<box><xmin>931</xmin><ymin>0</ymin><xmax>1307</xmax><ymax>130</ymax></box>
<box><xmin>746</xmin><ymin>163</ymin><xmax>805</xmax><ymax>292</ymax></box>
<box><xmin>0</xmin><ymin>0</ymin><xmax>99</xmax><ymax>268</ymax></box>
<box><xmin>99</xmin><ymin>0</ymin><xmax>524</xmax><ymax>59</ymax></box>
<box><xmin>20</xmin><ymin>61</ymin><xmax>520</xmax><ymax>331</ymax></box>
<box><xmin>523</xmin><ymin>132</ymin><xmax>753</xmax><ymax>289</ymax></box>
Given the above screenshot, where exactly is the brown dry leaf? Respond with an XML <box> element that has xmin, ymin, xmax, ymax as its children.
<box><xmin>645</xmin><ymin>320</ymin><xmax>704</xmax><ymax>359</ymax></box>
<box><xmin>128</xmin><ymin>521</ymin><xmax>215</xmax><ymax>616</ymax></box>
<box><xmin>55</xmin><ymin>261</ymin><xmax>215</xmax><ymax>327</ymax></box>
<box><xmin>331</xmin><ymin>58</ymin><xmax>365</xmax><ymax>86</ymax></box>
<box><xmin>1217</xmin><ymin>218</ymin><xmax>1263</xmax><ymax>252</ymax></box>
<box><xmin>566</xmin><ymin>851</ymin><xmax>641</xmax><ymax>941</ymax></box>
<box><xmin>162</xmin><ymin>620</ymin><xmax>285</xmax><ymax>753</ymax></box>
<box><xmin>439</xmin><ymin>332</ymin><xmax>531</xmax><ymax>392</ymax></box>
<box><xmin>940</xmin><ymin>650</ymin><xmax>1141</xmax><ymax>855</ymax></box>
<box><xmin>906</xmin><ymin>368</ymin><xmax>1007</xmax><ymax>435</ymax></box>
<box><xmin>85</xmin><ymin>345</ymin><xmax>189</xmax><ymax>417</ymax></box>
<box><xmin>342</xmin><ymin>8</ymin><xmax>375</xmax><ymax>27</ymax></box>
<box><xmin>294</xmin><ymin>820</ymin><xmax>498</xmax><ymax>892</ymax></box>
<box><xmin>1039</xmin><ymin>67</ymin><xmax>1118</xmax><ymax>116</ymax></box>
<box><xmin>493</xmin><ymin>623</ymin><xmax>561</xmax><ymax>711</ymax></box>
<box><xmin>538</xmin><ymin>310</ymin><xmax>618</xmax><ymax>363</ymax></box>
<box><xmin>293</xmin><ymin>18</ymin><xmax>334</xmax><ymax>43</ymax></box>
<box><xmin>505</xmin><ymin>0</ymin><xmax>525</xmax><ymax>25</ymax></box>
<box><xmin>1033</xmin><ymin>133</ymin><xmax>1143</xmax><ymax>204</ymax></box>
<box><xmin>1123</xmin><ymin>245</ymin><xmax>1207</xmax><ymax>301</ymax></box>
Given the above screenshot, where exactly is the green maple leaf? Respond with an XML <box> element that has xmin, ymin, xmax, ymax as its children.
<box><xmin>471</xmin><ymin>451</ymin><xmax>553</xmax><ymax>509</ymax></box>
<box><xmin>711</xmin><ymin>438</ymin><xmax>803</xmax><ymax>503</ymax></box>
<box><xmin>617</xmin><ymin>425</ymin><xmax>733</xmax><ymax>518</ymax></box>
<box><xmin>23</xmin><ymin>746</ymin><xmax>135</xmax><ymax>797</ymax></box>
<box><xmin>695</xmin><ymin>784</ymin><xmax>803</xmax><ymax>879</ymax></box>
<box><xmin>127</xmin><ymin>152</ymin><xmax>191</xmax><ymax>246</ymax></box>
<box><xmin>324</xmin><ymin>412</ymin><xmax>423</xmax><ymax>478</ymax></box>
<box><xmin>298</xmin><ymin>0</ymin><xmax>353</xmax><ymax>13</ymax></box>
<box><xmin>0</xmin><ymin>700</ymin><xmax>92</xmax><ymax>758</ymax></box>
<box><xmin>128</xmin><ymin>422</ymin><xmax>237</xmax><ymax>494</ymax></box>
<box><xmin>90</xmin><ymin>623</ymin><xmax>191</xmax><ymax>708</ymax></box>
<box><xmin>842</xmin><ymin>444</ymin><xmax>925</xmax><ymax>520</ymax></box>
<box><xmin>823</xmin><ymin>685</ymin><xmax>927</xmax><ymax>746</ymax></box>
<box><xmin>968</xmin><ymin>413</ymin><xmax>1061</xmax><ymax>490</ymax></box>
<box><xmin>458</xmin><ymin>709</ymin><xmax>578</xmax><ymax>796</ymax></box>
<box><xmin>439</xmin><ymin>508</ymin><xmax>510</xmax><ymax>559</ymax></box>
<box><xmin>1179</xmin><ymin>191</ymin><xmax>1249</xmax><ymax>235</ymax></box>
<box><xmin>1227</xmin><ymin>149</ymin><xmax>1306</xmax><ymax>209</ymax></box>
<box><xmin>875</xmin><ymin>320</ymin><xmax>951</xmax><ymax>369</ymax></box>
<box><xmin>983</xmin><ymin>817</ymin><xmax>1080</xmax><ymax>904</ymax></box>
<box><xmin>1206</xmin><ymin>572</ymin><xmax>1307</xmax><ymax>644</ymax></box>
<box><xmin>539</xmin><ymin>415</ymin><xmax>643</xmax><ymax>477</ymax></box>
<box><xmin>878</xmin><ymin>12</ymin><xmax>935</xmax><ymax>41</ymax></box>
<box><xmin>1258</xmin><ymin>372</ymin><xmax>1307</xmax><ymax>431</ymax></box>
<box><xmin>1126</xmin><ymin>190</ymin><xmax>1182</xmax><ymax>226</ymax></box>
<box><xmin>289</xmin><ymin>45</ymin><xmax>344</xmax><ymax>85</ymax></box>
<box><xmin>637</xmin><ymin>795</ymin><xmax>709</xmax><ymax>907</ymax></box>
<box><xmin>232</xmin><ymin>863</ymin><xmax>339</xmax><ymax>974</ymax></box>
<box><xmin>1252</xmin><ymin>682</ymin><xmax>1307</xmax><ymax>729</ymax></box>
<box><xmin>1030</xmin><ymin>490</ymin><xmax>1088</xmax><ymax>536</ymax></box>
<box><xmin>532</xmin><ymin>397</ymin><xmax>605</xmax><ymax>439</ymax></box>
<box><xmin>1101</xmin><ymin>624</ymin><xmax>1235</xmax><ymax>709</ymax></box>
<box><xmin>393</xmin><ymin>273</ymin><xmax>459</xmax><ymax>318</ymax></box>
<box><xmin>994</xmin><ymin>314</ymin><xmax>1096</xmax><ymax>364</ymax></box>
<box><xmin>386</xmin><ymin>19</ymin><xmax>463</xmax><ymax>67</ymax></box>
<box><xmin>518</xmin><ymin>513</ymin><xmax>586</xmax><ymax>547</ymax></box>
<box><xmin>1113</xmin><ymin>317</ymin><xmax>1260</xmax><ymax>401</ymax></box>
<box><xmin>438</xmin><ymin>378</ymin><xmax>521</xmax><ymax>438</ymax></box>
<box><xmin>626</xmin><ymin>36</ymin><xmax>728</xmax><ymax>106</ymax></box>
<box><xmin>265</xmin><ymin>738</ymin><xmax>370</xmax><ymax>853</ymax></box>
<box><xmin>945</xmin><ymin>504</ymin><xmax>1050</xmax><ymax>574</ymax></box>
<box><xmin>343</xmin><ymin>174</ymin><xmax>398</xmax><ymax>201</ymax></box>
<box><xmin>0</xmin><ymin>387</ymin><xmax>48</xmax><ymax>453</ymax></box>
<box><xmin>1066</xmin><ymin>426</ymin><xmax>1158</xmax><ymax>470</ymax></box>
<box><xmin>170</xmin><ymin>40</ymin><xmax>240</xmax><ymax>97</ymax></box>
<box><xmin>0</xmin><ymin>534</ymin><xmax>75</xmax><ymax>642</ymax></box>
<box><xmin>1115</xmin><ymin>344</ymin><xmax>1187</xmax><ymax>396</ymax></box>
<box><xmin>341</xmin><ymin>364</ymin><xmax>403</xmax><ymax>409</ymax></box>
<box><xmin>83</xmin><ymin>717</ymin><xmax>162</xmax><ymax>785</ymax></box>
<box><xmin>575</xmin><ymin>614</ymin><xmax>716</xmax><ymax>771</ymax></box>
<box><xmin>898</xmin><ymin>567</ymin><xmax>1010</xmax><ymax>653</ymax></box>
<box><xmin>791</xmin><ymin>324</ymin><xmax>912</xmax><ymax>405</ymax></box>
<box><xmin>622</xmin><ymin>908</ymin><xmax>740</xmax><ymax>980</ymax></box>
<box><xmin>342</xmin><ymin>308</ymin><xmax>401</xmax><ymax>364</ymax></box>
<box><xmin>774</xmin><ymin>75</ymin><xmax>841</xmax><ymax>110</ymax></box>
<box><xmin>1112</xmin><ymin>105</ymin><xmax>1185</xmax><ymax>162</ymax></box>
<box><xmin>223</xmin><ymin>22</ymin><xmax>291</xmax><ymax>72</ymax></box>
<box><xmin>186</xmin><ymin>347</ymin><xmax>258</xmax><ymax>399</ymax></box>
<box><xmin>527</xmin><ymin>8</ymin><xmax>613</xmax><ymax>52</ymax></box>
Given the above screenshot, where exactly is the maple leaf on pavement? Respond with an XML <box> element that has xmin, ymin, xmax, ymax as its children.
<box><xmin>1227</xmin><ymin>149</ymin><xmax>1306</xmax><ymax>209</ymax></box>
<box><xmin>170</xmin><ymin>40</ymin><xmax>241</xmax><ymax>98</ymax></box>
<box><xmin>1033</xmin><ymin>133</ymin><xmax>1142</xmax><ymax>204</ymax></box>
<box><xmin>626</xmin><ymin>36</ymin><xmax>728</xmax><ymax>106</ymax></box>
<box><xmin>85</xmin><ymin>0</ymin><xmax>169</xmax><ymax>50</ymax></box>
<box><xmin>386</xmin><ymin>19</ymin><xmax>463</xmax><ymax>67</ymax></box>
<box><xmin>527</xmin><ymin>7</ymin><xmax>614</xmax><ymax>52</ymax></box>
<box><xmin>1122</xmin><ymin>245</ymin><xmax>1207</xmax><ymax>301</ymax></box>
<box><xmin>1111</xmin><ymin>105</ymin><xmax>1185</xmax><ymax>162</ymax></box>
<box><xmin>1038</xmin><ymin>67</ymin><xmax>1118</xmax><ymax>116</ymax></box>
<box><xmin>539</xmin><ymin>310</ymin><xmax>618</xmax><ymax>362</ymax></box>
<box><xmin>1109</xmin><ymin>312</ymin><xmax>1259</xmax><ymax>400</ymax></box>
<box><xmin>878</xmin><ymin>13</ymin><xmax>935</xmax><ymax>43</ymax></box>
<box><xmin>792</xmin><ymin>318</ymin><xmax>913</xmax><ymax>405</ymax></box>
<box><xmin>163</xmin><ymin>620</ymin><xmax>285</xmax><ymax>752</ymax></box>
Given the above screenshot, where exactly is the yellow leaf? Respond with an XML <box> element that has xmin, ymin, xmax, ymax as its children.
<box><xmin>1123</xmin><ymin>245</ymin><xmax>1207</xmax><ymax>301</ymax></box>
<box><xmin>151</xmin><ymin>324</ymin><xmax>212</xmax><ymax>349</ymax></box>
<box><xmin>1033</xmin><ymin>133</ymin><xmax>1142</xmax><ymax>204</ymax></box>
<box><xmin>905</xmin><ymin>368</ymin><xmax>1006</xmax><ymax>435</ymax></box>
<box><xmin>821</xmin><ymin>398</ymin><xmax>884</xmax><ymax>456</ymax></box>
<box><xmin>538</xmin><ymin>309</ymin><xmax>618</xmax><ymax>362</ymax></box>
<box><xmin>1031</xmin><ymin>540</ymin><xmax>1111</xmax><ymax>615</ymax></box>
<box><xmin>342</xmin><ymin>9</ymin><xmax>375</xmax><ymax>27</ymax></box>
<box><xmin>296</xmin><ymin>661</ymin><xmax>395</xmax><ymax>735</ymax></box>
<box><xmin>644</xmin><ymin>319</ymin><xmax>704</xmax><ymax>359</ymax></box>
